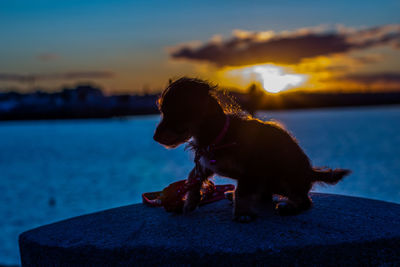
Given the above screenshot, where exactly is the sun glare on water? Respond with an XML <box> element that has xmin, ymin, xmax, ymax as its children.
<box><xmin>226</xmin><ymin>64</ymin><xmax>307</xmax><ymax>93</ymax></box>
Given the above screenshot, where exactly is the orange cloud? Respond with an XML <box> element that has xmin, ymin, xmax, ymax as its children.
<box><xmin>336</xmin><ymin>72</ymin><xmax>400</xmax><ymax>84</ymax></box>
<box><xmin>170</xmin><ymin>24</ymin><xmax>400</xmax><ymax>67</ymax></box>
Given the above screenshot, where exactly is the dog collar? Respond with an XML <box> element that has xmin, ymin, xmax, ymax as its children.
<box><xmin>207</xmin><ymin>115</ymin><xmax>237</xmax><ymax>165</ymax></box>
<box><xmin>194</xmin><ymin>115</ymin><xmax>236</xmax><ymax>167</ymax></box>
<box><xmin>210</xmin><ymin>115</ymin><xmax>230</xmax><ymax>147</ymax></box>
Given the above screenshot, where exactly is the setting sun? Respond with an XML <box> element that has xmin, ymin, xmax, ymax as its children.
<box><xmin>225</xmin><ymin>64</ymin><xmax>307</xmax><ymax>93</ymax></box>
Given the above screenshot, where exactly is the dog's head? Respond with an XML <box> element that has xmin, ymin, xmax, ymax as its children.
<box><xmin>153</xmin><ymin>77</ymin><xmax>216</xmax><ymax>148</ymax></box>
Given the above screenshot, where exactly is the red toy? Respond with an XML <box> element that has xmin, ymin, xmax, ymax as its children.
<box><xmin>142</xmin><ymin>179</ymin><xmax>235</xmax><ymax>213</ymax></box>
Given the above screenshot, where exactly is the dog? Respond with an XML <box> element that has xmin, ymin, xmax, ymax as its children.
<box><xmin>153</xmin><ymin>77</ymin><xmax>351</xmax><ymax>222</ymax></box>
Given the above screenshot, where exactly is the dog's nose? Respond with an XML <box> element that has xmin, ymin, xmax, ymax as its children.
<box><xmin>153</xmin><ymin>132</ymin><xmax>159</xmax><ymax>142</ymax></box>
<box><xmin>153</xmin><ymin>130</ymin><xmax>163</xmax><ymax>143</ymax></box>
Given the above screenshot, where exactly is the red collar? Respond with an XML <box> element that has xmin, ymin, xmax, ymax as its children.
<box><xmin>210</xmin><ymin>115</ymin><xmax>230</xmax><ymax>147</ymax></box>
<box><xmin>194</xmin><ymin>115</ymin><xmax>235</xmax><ymax>166</ymax></box>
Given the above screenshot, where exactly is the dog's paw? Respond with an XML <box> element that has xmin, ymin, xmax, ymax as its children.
<box><xmin>233</xmin><ymin>212</ymin><xmax>256</xmax><ymax>223</ymax></box>
<box><xmin>275</xmin><ymin>202</ymin><xmax>298</xmax><ymax>216</ymax></box>
<box><xmin>183</xmin><ymin>200</ymin><xmax>198</xmax><ymax>214</ymax></box>
<box><xmin>183</xmin><ymin>191</ymin><xmax>201</xmax><ymax>214</ymax></box>
<box><xmin>234</xmin><ymin>215</ymin><xmax>254</xmax><ymax>223</ymax></box>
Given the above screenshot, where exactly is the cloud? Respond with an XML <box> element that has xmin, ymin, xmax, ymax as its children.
<box><xmin>293</xmin><ymin>53</ymin><xmax>384</xmax><ymax>75</ymax></box>
<box><xmin>336</xmin><ymin>72</ymin><xmax>400</xmax><ymax>84</ymax></box>
<box><xmin>170</xmin><ymin>24</ymin><xmax>400</xmax><ymax>67</ymax></box>
<box><xmin>0</xmin><ymin>71</ymin><xmax>115</xmax><ymax>83</ymax></box>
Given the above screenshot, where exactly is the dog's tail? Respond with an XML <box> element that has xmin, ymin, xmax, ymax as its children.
<box><xmin>311</xmin><ymin>167</ymin><xmax>351</xmax><ymax>185</ymax></box>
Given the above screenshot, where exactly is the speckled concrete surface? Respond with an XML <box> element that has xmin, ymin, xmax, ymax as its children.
<box><xmin>19</xmin><ymin>193</ymin><xmax>400</xmax><ymax>266</ymax></box>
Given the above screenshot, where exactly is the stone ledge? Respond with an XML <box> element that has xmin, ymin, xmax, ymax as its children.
<box><xmin>19</xmin><ymin>193</ymin><xmax>400</xmax><ymax>266</ymax></box>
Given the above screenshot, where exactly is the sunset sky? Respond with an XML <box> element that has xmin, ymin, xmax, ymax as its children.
<box><xmin>1</xmin><ymin>0</ymin><xmax>399</xmax><ymax>94</ymax></box>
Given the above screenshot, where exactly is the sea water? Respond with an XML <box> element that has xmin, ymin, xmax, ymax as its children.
<box><xmin>1</xmin><ymin>105</ymin><xmax>400</xmax><ymax>265</ymax></box>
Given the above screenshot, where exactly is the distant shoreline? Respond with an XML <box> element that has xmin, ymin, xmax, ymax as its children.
<box><xmin>1</xmin><ymin>103</ymin><xmax>399</xmax><ymax>122</ymax></box>
<box><xmin>0</xmin><ymin>110</ymin><xmax>160</xmax><ymax>122</ymax></box>
<box><xmin>2</xmin><ymin>84</ymin><xmax>400</xmax><ymax>121</ymax></box>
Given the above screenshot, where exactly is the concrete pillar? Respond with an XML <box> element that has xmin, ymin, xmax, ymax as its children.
<box><xmin>19</xmin><ymin>193</ymin><xmax>400</xmax><ymax>266</ymax></box>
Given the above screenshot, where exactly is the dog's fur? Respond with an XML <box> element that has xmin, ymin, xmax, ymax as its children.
<box><xmin>154</xmin><ymin>77</ymin><xmax>351</xmax><ymax>222</ymax></box>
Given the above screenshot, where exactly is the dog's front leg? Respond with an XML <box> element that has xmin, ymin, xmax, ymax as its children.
<box><xmin>183</xmin><ymin>166</ymin><xmax>213</xmax><ymax>214</ymax></box>
<box><xmin>233</xmin><ymin>180</ymin><xmax>257</xmax><ymax>222</ymax></box>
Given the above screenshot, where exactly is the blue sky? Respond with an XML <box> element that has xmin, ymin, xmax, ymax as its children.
<box><xmin>1</xmin><ymin>0</ymin><xmax>399</xmax><ymax>93</ymax></box>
